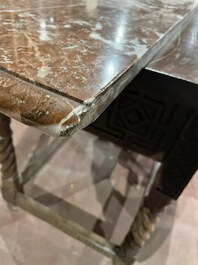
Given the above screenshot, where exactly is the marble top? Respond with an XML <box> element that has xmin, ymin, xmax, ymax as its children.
<box><xmin>0</xmin><ymin>0</ymin><xmax>197</xmax><ymax>136</ymax></box>
<box><xmin>147</xmin><ymin>12</ymin><xmax>198</xmax><ymax>84</ymax></box>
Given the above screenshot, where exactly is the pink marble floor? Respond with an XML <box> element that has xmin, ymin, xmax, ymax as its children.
<box><xmin>0</xmin><ymin>120</ymin><xmax>197</xmax><ymax>265</ymax></box>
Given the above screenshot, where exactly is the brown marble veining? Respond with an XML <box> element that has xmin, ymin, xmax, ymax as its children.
<box><xmin>147</xmin><ymin>13</ymin><xmax>198</xmax><ymax>85</ymax></box>
<box><xmin>0</xmin><ymin>0</ymin><xmax>198</xmax><ymax>136</ymax></box>
<box><xmin>0</xmin><ymin>69</ymin><xmax>84</xmax><ymax>136</ymax></box>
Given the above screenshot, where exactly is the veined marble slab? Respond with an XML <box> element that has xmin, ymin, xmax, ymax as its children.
<box><xmin>147</xmin><ymin>13</ymin><xmax>198</xmax><ymax>85</ymax></box>
<box><xmin>0</xmin><ymin>0</ymin><xmax>197</xmax><ymax>136</ymax></box>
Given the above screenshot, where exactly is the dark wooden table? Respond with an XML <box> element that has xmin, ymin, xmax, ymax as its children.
<box><xmin>0</xmin><ymin>1</ymin><xmax>198</xmax><ymax>265</ymax></box>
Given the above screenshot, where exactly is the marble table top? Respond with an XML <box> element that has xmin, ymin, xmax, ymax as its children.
<box><xmin>0</xmin><ymin>0</ymin><xmax>197</xmax><ymax>136</ymax></box>
<box><xmin>147</xmin><ymin>13</ymin><xmax>198</xmax><ymax>85</ymax></box>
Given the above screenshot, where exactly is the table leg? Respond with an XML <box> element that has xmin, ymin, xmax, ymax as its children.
<box><xmin>0</xmin><ymin>113</ymin><xmax>23</xmax><ymax>205</ymax></box>
<box><xmin>114</xmin><ymin>113</ymin><xmax>198</xmax><ymax>264</ymax></box>
<box><xmin>113</xmin><ymin>165</ymin><xmax>171</xmax><ymax>265</ymax></box>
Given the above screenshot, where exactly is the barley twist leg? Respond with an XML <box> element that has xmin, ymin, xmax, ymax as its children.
<box><xmin>114</xmin><ymin>168</ymin><xmax>171</xmax><ymax>265</ymax></box>
<box><xmin>0</xmin><ymin>113</ymin><xmax>23</xmax><ymax>205</ymax></box>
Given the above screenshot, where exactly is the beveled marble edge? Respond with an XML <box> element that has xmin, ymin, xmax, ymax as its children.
<box><xmin>78</xmin><ymin>7</ymin><xmax>198</xmax><ymax>129</ymax></box>
<box><xmin>0</xmin><ymin>68</ymin><xmax>89</xmax><ymax>137</ymax></box>
<box><xmin>147</xmin><ymin>10</ymin><xmax>198</xmax><ymax>85</ymax></box>
<box><xmin>0</xmin><ymin>5</ymin><xmax>198</xmax><ymax>137</ymax></box>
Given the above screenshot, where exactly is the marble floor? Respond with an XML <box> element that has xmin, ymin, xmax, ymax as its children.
<box><xmin>0</xmin><ymin>120</ymin><xmax>197</xmax><ymax>265</ymax></box>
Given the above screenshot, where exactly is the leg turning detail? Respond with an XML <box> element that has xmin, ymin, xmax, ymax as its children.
<box><xmin>0</xmin><ymin>113</ymin><xmax>22</xmax><ymax>204</ymax></box>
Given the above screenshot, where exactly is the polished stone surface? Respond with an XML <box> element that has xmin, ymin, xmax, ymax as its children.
<box><xmin>0</xmin><ymin>120</ymin><xmax>197</xmax><ymax>265</ymax></box>
<box><xmin>148</xmin><ymin>13</ymin><xmax>198</xmax><ymax>84</ymax></box>
<box><xmin>0</xmin><ymin>0</ymin><xmax>197</xmax><ymax>136</ymax></box>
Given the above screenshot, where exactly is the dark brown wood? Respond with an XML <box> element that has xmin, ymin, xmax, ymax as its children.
<box><xmin>0</xmin><ymin>113</ymin><xmax>23</xmax><ymax>204</ymax></box>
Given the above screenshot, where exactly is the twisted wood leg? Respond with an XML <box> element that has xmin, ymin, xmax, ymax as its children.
<box><xmin>0</xmin><ymin>113</ymin><xmax>23</xmax><ymax>205</ymax></box>
<box><xmin>114</xmin><ymin>166</ymin><xmax>172</xmax><ymax>265</ymax></box>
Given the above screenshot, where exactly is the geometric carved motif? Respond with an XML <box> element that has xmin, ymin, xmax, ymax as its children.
<box><xmin>109</xmin><ymin>90</ymin><xmax>179</xmax><ymax>149</ymax></box>
<box><xmin>88</xmin><ymin>71</ymin><xmax>198</xmax><ymax>199</ymax></box>
<box><xmin>90</xmin><ymin>87</ymin><xmax>189</xmax><ymax>155</ymax></box>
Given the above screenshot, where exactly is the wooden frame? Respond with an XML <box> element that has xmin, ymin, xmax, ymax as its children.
<box><xmin>0</xmin><ymin>112</ymin><xmax>172</xmax><ymax>265</ymax></box>
<box><xmin>1</xmin><ymin>69</ymin><xmax>198</xmax><ymax>264</ymax></box>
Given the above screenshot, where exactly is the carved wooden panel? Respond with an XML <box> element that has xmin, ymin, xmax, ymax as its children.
<box><xmin>87</xmin><ymin>71</ymin><xmax>192</xmax><ymax>160</ymax></box>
